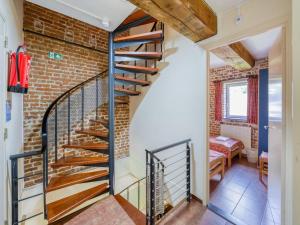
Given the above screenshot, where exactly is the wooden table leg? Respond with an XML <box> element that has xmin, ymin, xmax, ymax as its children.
<box><xmin>228</xmin><ymin>157</ymin><xmax>232</xmax><ymax>168</ymax></box>
<box><xmin>259</xmin><ymin>159</ymin><xmax>262</xmax><ymax>181</ymax></box>
<box><xmin>221</xmin><ymin>158</ymin><xmax>225</xmax><ymax>180</ymax></box>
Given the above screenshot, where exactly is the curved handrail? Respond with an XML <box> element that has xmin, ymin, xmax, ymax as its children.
<box><xmin>40</xmin><ymin>69</ymin><xmax>108</xmax><ymax>149</ymax></box>
<box><xmin>119</xmin><ymin>177</ymin><xmax>146</xmax><ymax>195</ymax></box>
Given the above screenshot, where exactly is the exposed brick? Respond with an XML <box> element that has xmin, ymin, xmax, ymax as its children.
<box><xmin>23</xmin><ymin>2</ymin><xmax>129</xmax><ymax>187</ymax></box>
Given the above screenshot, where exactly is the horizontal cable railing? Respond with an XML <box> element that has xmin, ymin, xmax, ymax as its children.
<box><xmin>119</xmin><ymin>177</ymin><xmax>146</xmax><ymax>213</ymax></box>
<box><xmin>146</xmin><ymin>139</ymin><xmax>192</xmax><ymax>225</ymax></box>
<box><xmin>10</xmin><ymin>151</ymin><xmax>44</xmax><ymax>225</ymax></box>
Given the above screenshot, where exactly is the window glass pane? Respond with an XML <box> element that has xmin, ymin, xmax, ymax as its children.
<box><xmin>229</xmin><ymin>84</ymin><xmax>248</xmax><ymax>117</ymax></box>
<box><xmin>225</xmin><ymin>81</ymin><xmax>248</xmax><ymax>119</ymax></box>
<box><xmin>269</xmin><ymin>78</ymin><xmax>282</xmax><ymax>121</ymax></box>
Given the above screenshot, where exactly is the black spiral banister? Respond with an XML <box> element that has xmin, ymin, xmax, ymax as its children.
<box><xmin>41</xmin><ymin>69</ymin><xmax>108</xmax><ymax>218</ymax></box>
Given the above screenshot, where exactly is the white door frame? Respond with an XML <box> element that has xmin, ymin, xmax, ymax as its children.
<box><xmin>0</xmin><ymin>11</ymin><xmax>7</xmax><ymax>225</ymax></box>
<box><xmin>202</xmin><ymin>18</ymin><xmax>292</xmax><ymax>225</ymax></box>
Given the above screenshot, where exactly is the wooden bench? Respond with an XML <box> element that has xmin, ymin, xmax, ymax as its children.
<box><xmin>259</xmin><ymin>151</ymin><xmax>268</xmax><ymax>182</ymax></box>
<box><xmin>209</xmin><ymin>150</ymin><xmax>225</xmax><ymax>180</ymax></box>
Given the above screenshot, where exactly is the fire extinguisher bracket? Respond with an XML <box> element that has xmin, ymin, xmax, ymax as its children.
<box><xmin>7</xmin><ymin>45</ymin><xmax>31</xmax><ymax>94</ymax></box>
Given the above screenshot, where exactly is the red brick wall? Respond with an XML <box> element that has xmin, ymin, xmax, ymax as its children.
<box><xmin>23</xmin><ymin>2</ymin><xmax>129</xmax><ymax>187</ymax></box>
<box><xmin>209</xmin><ymin>59</ymin><xmax>268</xmax><ymax>149</ymax></box>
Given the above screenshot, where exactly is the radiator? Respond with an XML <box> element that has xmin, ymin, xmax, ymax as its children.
<box><xmin>220</xmin><ymin>124</ymin><xmax>251</xmax><ymax>152</ymax></box>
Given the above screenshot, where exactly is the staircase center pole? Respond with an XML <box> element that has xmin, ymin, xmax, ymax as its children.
<box><xmin>108</xmin><ymin>32</ymin><xmax>115</xmax><ymax>195</ymax></box>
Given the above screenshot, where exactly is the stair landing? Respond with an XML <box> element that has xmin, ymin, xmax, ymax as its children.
<box><xmin>64</xmin><ymin>195</ymin><xmax>145</xmax><ymax>225</ymax></box>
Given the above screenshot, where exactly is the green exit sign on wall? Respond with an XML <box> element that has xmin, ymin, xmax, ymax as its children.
<box><xmin>48</xmin><ymin>52</ymin><xmax>63</xmax><ymax>60</ymax></box>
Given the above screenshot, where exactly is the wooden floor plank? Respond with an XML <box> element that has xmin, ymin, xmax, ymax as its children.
<box><xmin>51</xmin><ymin>156</ymin><xmax>108</xmax><ymax>168</ymax></box>
<box><xmin>114</xmin><ymin>195</ymin><xmax>146</xmax><ymax>225</ymax></box>
<box><xmin>47</xmin><ymin>183</ymin><xmax>109</xmax><ymax>223</ymax></box>
<box><xmin>47</xmin><ymin>170</ymin><xmax>109</xmax><ymax>192</ymax></box>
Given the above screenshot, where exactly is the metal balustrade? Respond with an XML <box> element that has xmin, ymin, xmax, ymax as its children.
<box><xmin>146</xmin><ymin>139</ymin><xmax>192</xmax><ymax>225</ymax></box>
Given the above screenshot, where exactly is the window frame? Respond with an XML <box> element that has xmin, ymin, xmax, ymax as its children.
<box><xmin>223</xmin><ymin>79</ymin><xmax>248</xmax><ymax>121</ymax></box>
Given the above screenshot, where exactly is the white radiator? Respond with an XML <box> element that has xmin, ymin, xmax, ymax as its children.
<box><xmin>220</xmin><ymin>124</ymin><xmax>251</xmax><ymax>153</ymax></box>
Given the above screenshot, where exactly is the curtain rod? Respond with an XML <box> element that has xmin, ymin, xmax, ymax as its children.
<box><xmin>212</xmin><ymin>74</ymin><xmax>258</xmax><ymax>83</ymax></box>
<box><xmin>23</xmin><ymin>29</ymin><xmax>109</xmax><ymax>54</ymax></box>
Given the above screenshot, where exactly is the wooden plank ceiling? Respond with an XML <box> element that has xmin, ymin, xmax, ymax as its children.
<box><xmin>127</xmin><ymin>0</ymin><xmax>217</xmax><ymax>42</ymax></box>
<box><xmin>211</xmin><ymin>42</ymin><xmax>255</xmax><ymax>71</ymax></box>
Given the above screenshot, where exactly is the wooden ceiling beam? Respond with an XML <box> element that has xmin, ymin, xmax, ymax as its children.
<box><xmin>127</xmin><ymin>0</ymin><xmax>217</xmax><ymax>42</ymax></box>
<box><xmin>211</xmin><ymin>42</ymin><xmax>255</xmax><ymax>71</ymax></box>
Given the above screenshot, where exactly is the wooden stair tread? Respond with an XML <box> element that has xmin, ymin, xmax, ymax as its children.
<box><xmin>120</xmin><ymin>9</ymin><xmax>157</xmax><ymax>27</ymax></box>
<box><xmin>114</xmin><ymin>195</ymin><xmax>146</xmax><ymax>225</ymax></box>
<box><xmin>115</xmin><ymin>75</ymin><xmax>151</xmax><ymax>86</ymax></box>
<box><xmin>115</xmin><ymin>87</ymin><xmax>141</xmax><ymax>96</ymax></box>
<box><xmin>76</xmin><ymin>129</ymin><xmax>108</xmax><ymax>138</ymax></box>
<box><xmin>115</xmin><ymin>51</ymin><xmax>162</xmax><ymax>59</ymax></box>
<box><xmin>47</xmin><ymin>183</ymin><xmax>109</xmax><ymax>223</ymax></box>
<box><xmin>115</xmin><ymin>64</ymin><xmax>159</xmax><ymax>74</ymax></box>
<box><xmin>114</xmin><ymin>30</ymin><xmax>163</xmax><ymax>43</ymax></box>
<box><xmin>47</xmin><ymin>170</ymin><xmax>109</xmax><ymax>192</ymax></box>
<box><xmin>115</xmin><ymin>97</ymin><xmax>129</xmax><ymax>104</ymax></box>
<box><xmin>51</xmin><ymin>156</ymin><xmax>108</xmax><ymax>168</ymax></box>
<box><xmin>62</xmin><ymin>142</ymin><xmax>108</xmax><ymax>150</ymax></box>
<box><xmin>90</xmin><ymin>118</ymin><xmax>109</xmax><ymax>127</ymax></box>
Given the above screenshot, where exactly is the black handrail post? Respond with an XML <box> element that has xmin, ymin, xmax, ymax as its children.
<box><xmin>67</xmin><ymin>93</ymin><xmax>71</xmax><ymax>145</ymax></box>
<box><xmin>186</xmin><ymin>143</ymin><xmax>191</xmax><ymax>202</ymax></box>
<box><xmin>54</xmin><ymin>104</ymin><xmax>58</xmax><ymax>162</ymax></box>
<box><xmin>150</xmin><ymin>153</ymin><xmax>155</xmax><ymax>225</ymax></box>
<box><xmin>11</xmin><ymin>158</ymin><xmax>18</xmax><ymax>225</ymax></box>
<box><xmin>81</xmin><ymin>86</ymin><xmax>85</xmax><ymax>130</ymax></box>
<box><xmin>96</xmin><ymin>77</ymin><xmax>99</xmax><ymax>120</ymax></box>
<box><xmin>42</xmin><ymin>130</ymin><xmax>48</xmax><ymax>219</ymax></box>
<box><xmin>43</xmin><ymin>150</ymin><xmax>48</xmax><ymax>219</ymax></box>
<box><xmin>108</xmin><ymin>32</ymin><xmax>115</xmax><ymax>195</ymax></box>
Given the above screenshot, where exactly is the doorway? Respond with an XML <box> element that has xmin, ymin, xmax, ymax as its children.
<box><xmin>206</xmin><ymin>27</ymin><xmax>284</xmax><ymax>225</ymax></box>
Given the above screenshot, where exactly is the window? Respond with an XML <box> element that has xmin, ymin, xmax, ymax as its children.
<box><xmin>269</xmin><ymin>78</ymin><xmax>282</xmax><ymax>121</ymax></box>
<box><xmin>224</xmin><ymin>80</ymin><xmax>248</xmax><ymax>120</ymax></box>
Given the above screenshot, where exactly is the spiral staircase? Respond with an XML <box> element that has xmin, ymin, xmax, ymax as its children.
<box><xmin>38</xmin><ymin>10</ymin><xmax>164</xmax><ymax>224</ymax></box>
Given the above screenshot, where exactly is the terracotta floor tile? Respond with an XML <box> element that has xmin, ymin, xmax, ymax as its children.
<box><xmin>233</xmin><ymin>205</ymin><xmax>263</xmax><ymax>225</ymax></box>
<box><xmin>209</xmin><ymin>158</ymin><xmax>270</xmax><ymax>225</ymax></box>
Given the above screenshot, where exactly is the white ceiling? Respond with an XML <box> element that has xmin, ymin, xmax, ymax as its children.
<box><xmin>205</xmin><ymin>0</ymin><xmax>249</xmax><ymax>13</ymax></box>
<box><xmin>27</xmin><ymin>0</ymin><xmax>136</xmax><ymax>31</ymax></box>
<box><xmin>210</xmin><ymin>27</ymin><xmax>282</xmax><ymax>68</ymax></box>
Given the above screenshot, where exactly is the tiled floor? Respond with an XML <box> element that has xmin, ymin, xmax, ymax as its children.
<box><xmin>210</xmin><ymin>157</ymin><xmax>280</xmax><ymax>225</ymax></box>
<box><xmin>160</xmin><ymin>198</ymin><xmax>233</xmax><ymax>225</ymax></box>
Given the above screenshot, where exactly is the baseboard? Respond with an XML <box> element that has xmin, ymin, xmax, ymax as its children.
<box><xmin>191</xmin><ymin>194</ymin><xmax>203</xmax><ymax>204</ymax></box>
<box><xmin>207</xmin><ymin>203</ymin><xmax>247</xmax><ymax>225</ymax></box>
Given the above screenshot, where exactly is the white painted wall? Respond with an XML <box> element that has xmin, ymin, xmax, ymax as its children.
<box><xmin>291</xmin><ymin>0</ymin><xmax>300</xmax><ymax>224</ymax></box>
<box><xmin>129</xmin><ymin>25</ymin><xmax>208</xmax><ymax>200</ymax></box>
<box><xmin>200</xmin><ymin>0</ymin><xmax>291</xmax><ymax>49</ymax></box>
<box><xmin>0</xmin><ymin>0</ymin><xmax>23</xmax><ymax>224</ymax></box>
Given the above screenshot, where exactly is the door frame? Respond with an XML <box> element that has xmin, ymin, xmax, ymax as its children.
<box><xmin>0</xmin><ymin>11</ymin><xmax>7</xmax><ymax>225</ymax></box>
<box><xmin>203</xmin><ymin>19</ymin><xmax>291</xmax><ymax>225</ymax></box>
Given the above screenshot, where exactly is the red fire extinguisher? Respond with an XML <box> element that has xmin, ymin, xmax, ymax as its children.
<box><xmin>7</xmin><ymin>45</ymin><xmax>31</xmax><ymax>94</ymax></box>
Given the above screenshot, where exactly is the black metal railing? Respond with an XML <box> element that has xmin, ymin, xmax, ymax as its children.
<box><xmin>146</xmin><ymin>139</ymin><xmax>192</xmax><ymax>225</ymax></box>
<box><xmin>41</xmin><ymin>70</ymin><xmax>108</xmax><ymax>217</ymax></box>
<box><xmin>119</xmin><ymin>177</ymin><xmax>146</xmax><ymax>212</ymax></box>
<box><xmin>10</xmin><ymin>151</ymin><xmax>44</xmax><ymax>225</ymax></box>
<box><xmin>114</xmin><ymin>22</ymin><xmax>164</xmax><ymax>93</ymax></box>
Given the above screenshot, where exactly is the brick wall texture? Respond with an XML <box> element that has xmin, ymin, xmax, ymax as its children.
<box><xmin>209</xmin><ymin>59</ymin><xmax>269</xmax><ymax>149</ymax></box>
<box><xmin>23</xmin><ymin>2</ymin><xmax>129</xmax><ymax>187</ymax></box>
